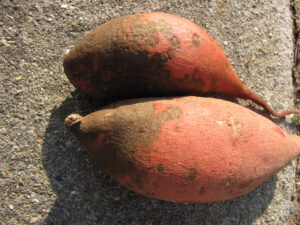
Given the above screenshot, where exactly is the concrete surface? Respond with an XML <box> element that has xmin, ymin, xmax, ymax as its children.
<box><xmin>290</xmin><ymin>1</ymin><xmax>300</xmax><ymax>224</ymax></box>
<box><xmin>0</xmin><ymin>0</ymin><xmax>299</xmax><ymax>224</ymax></box>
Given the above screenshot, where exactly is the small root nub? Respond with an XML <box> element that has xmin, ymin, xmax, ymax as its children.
<box><xmin>64</xmin><ymin>114</ymin><xmax>82</xmax><ymax>127</ymax></box>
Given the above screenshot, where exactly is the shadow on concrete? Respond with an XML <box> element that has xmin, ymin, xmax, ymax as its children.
<box><xmin>42</xmin><ymin>92</ymin><xmax>277</xmax><ymax>225</ymax></box>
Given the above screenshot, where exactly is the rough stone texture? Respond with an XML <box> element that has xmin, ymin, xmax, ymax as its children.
<box><xmin>290</xmin><ymin>0</ymin><xmax>300</xmax><ymax>224</ymax></box>
<box><xmin>0</xmin><ymin>0</ymin><xmax>298</xmax><ymax>224</ymax></box>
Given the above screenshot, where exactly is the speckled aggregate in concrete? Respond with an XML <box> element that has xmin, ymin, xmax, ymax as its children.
<box><xmin>0</xmin><ymin>0</ymin><xmax>298</xmax><ymax>224</ymax></box>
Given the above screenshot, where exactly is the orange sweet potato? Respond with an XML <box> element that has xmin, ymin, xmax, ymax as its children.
<box><xmin>63</xmin><ymin>12</ymin><xmax>300</xmax><ymax>118</ymax></box>
<box><xmin>64</xmin><ymin>96</ymin><xmax>300</xmax><ymax>203</ymax></box>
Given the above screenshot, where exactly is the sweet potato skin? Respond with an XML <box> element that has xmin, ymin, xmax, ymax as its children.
<box><xmin>65</xmin><ymin>97</ymin><xmax>300</xmax><ymax>203</ymax></box>
<box><xmin>63</xmin><ymin>12</ymin><xmax>246</xmax><ymax>100</ymax></box>
<box><xmin>63</xmin><ymin>12</ymin><xmax>300</xmax><ymax>117</ymax></box>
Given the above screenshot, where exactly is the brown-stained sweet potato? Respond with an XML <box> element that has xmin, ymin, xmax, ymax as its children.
<box><xmin>64</xmin><ymin>96</ymin><xmax>300</xmax><ymax>203</ymax></box>
<box><xmin>63</xmin><ymin>12</ymin><xmax>300</xmax><ymax>118</ymax></box>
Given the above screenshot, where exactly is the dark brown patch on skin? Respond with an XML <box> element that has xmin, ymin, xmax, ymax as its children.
<box><xmin>63</xmin><ymin>15</ymin><xmax>189</xmax><ymax>102</ymax></box>
<box><xmin>156</xmin><ymin>19</ymin><xmax>173</xmax><ymax>35</ymax></box>
<box><xmin>169</xmin><ymin>36</ymin><xmax>180</xmax><ymax>55</ymax></box>
<box><xmin>153</xmin><ymin>103</ymin><xmax>182</xmax><ymax>121</ymax></box>
<box><xmin>155</xmin><ymin>19</ymin><xmax>180</xmax><ymax>57</ymax></box>
<box><xmin>157</xmin><ymin>165</ymin><xmax>165</xmax><ymax>172</ymax></box>
<box><xmin>191</xmin><ymin>68</ymin><xmax>204</xmax><ymax>87</ymax></box>
<box><xmin>72</xmin><ymin>98</ymin><xmax>183</xmax><ymax>189</ymax></box>
<box><xmin>192</xmin><ymin>33</ymin><xmax>201</xmax><ymax>47</ymax></box>
<box><xmin>171</xmin><ymin>68</ymin><xmax>205</xmax><ymax>95</ymax></box>
<box><xmin>131</xmin><ymin>20</ymin><xmax>159</xmax><ymax>47</ymax></box>
<box><xmin>188</xmin><ymin>168</ymin><xmax>197</xmax><ymax>181</ymax></box>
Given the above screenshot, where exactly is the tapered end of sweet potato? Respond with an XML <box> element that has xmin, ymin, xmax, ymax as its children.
<box><xmin>64</xmin><ymin>114</ymin><xmax>82</xmax><ymax>131</ymax></box>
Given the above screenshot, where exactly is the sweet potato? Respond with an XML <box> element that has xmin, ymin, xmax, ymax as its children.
<box><xmin>63</xmin><ymin>12</ymin><xmax>300</xmax><ymax>118</ymax></box>
<box><xmin>64</xmin><ymin>96</ymin><xmax>300</xmax><ymax>203</ymax></box>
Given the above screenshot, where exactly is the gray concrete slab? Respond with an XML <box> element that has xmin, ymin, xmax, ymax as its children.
<box><xmin>0</xmin><ymin>0</ymin><xmax>298</xmax><ymax>224</ymax></box>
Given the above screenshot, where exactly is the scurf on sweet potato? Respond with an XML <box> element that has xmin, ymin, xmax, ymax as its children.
<box><xmin>63</xmin><ymin>12</ymin><xmax>300</xmax><ymax>118</ymax></box>
<box><xmin>64</xmin><ymin>96</ymin><xmax>300</xmax><ymax>203</ymax></box>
